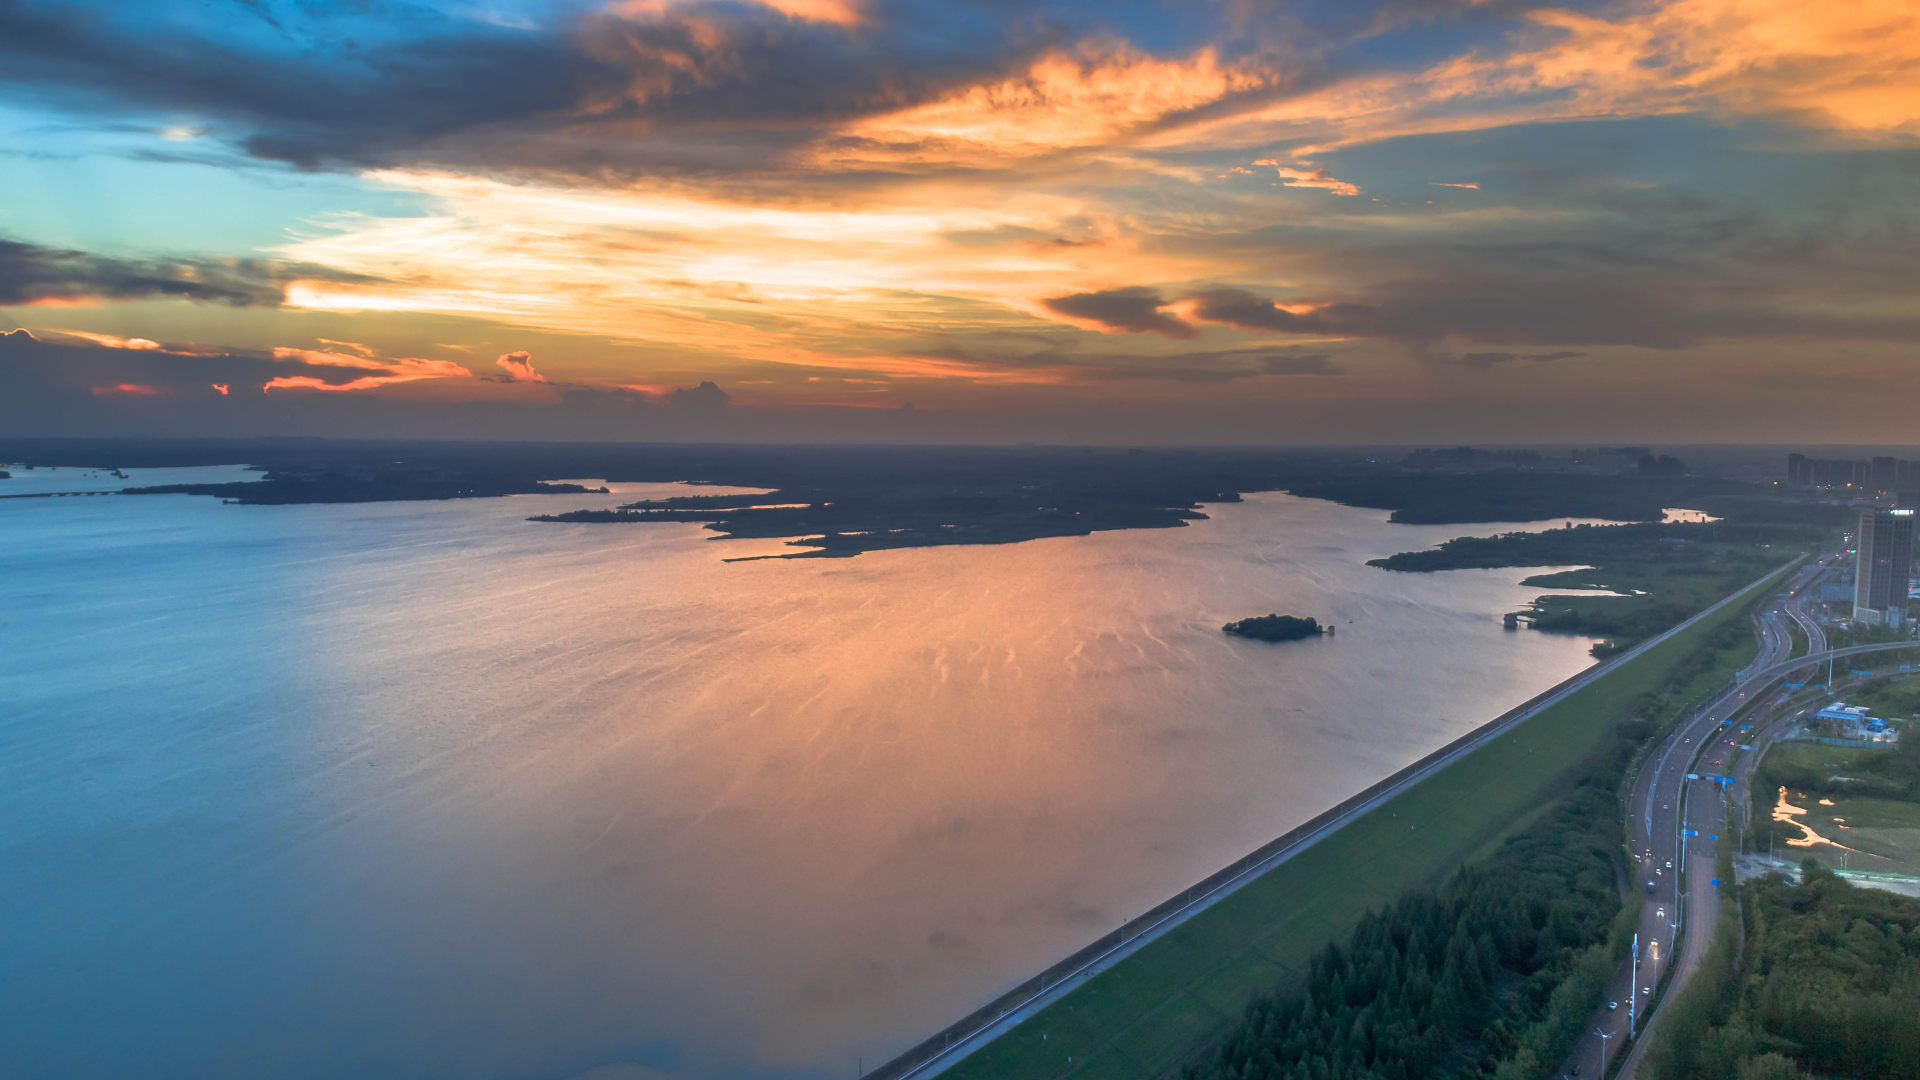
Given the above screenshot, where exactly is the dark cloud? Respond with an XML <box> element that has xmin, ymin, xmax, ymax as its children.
<box><xmin>1435</xmin><ymin>349</ymin><xmax>1587</xmax><ymax>369</ymax></box>
<box><xmin>1042</xmin><ymin>288</ymin><xmax>1196</xmax><ymax>338</ymax></box>
<box><xmin>1188</xmin><ymin>277</ymin><xmax>1920</xmax><ymax>349</ymax></box>
<box><xmin>0</xmin><ymin>1</ymin><xmax>1041</xmax><ymax>176</ymax></box>
<box><xmin>916</xmin><ymin>340</ymin><xmax>1339</xmax><ymax>382</ymax></box>
<box><xmin>0</xmin><ymin>1</ymin><xmax>613</xmax><ymax>171</ymax></box>
<box><xmin>0</xmin><ymin>331</ymin><xmax>751</xmax><ymax>439</ymax></box>
<box><xmin>0</xmin><ymin>237</ymin><xmax>292</xmax><ymax>307</ymax></box>
<box><xmin>1187</xmin><ymin>287</ymin><xmax>1371</xmax><ymax>336</ymax></box>
<box><xmin>1086</xmin><ymin>348</ymin><xmax>1338</xmax><ymax>382</ymax></box>
<box><xmin>664</xmin><ymin>380</ymin><xmax>732</xmax><ymax>408</ymax></box>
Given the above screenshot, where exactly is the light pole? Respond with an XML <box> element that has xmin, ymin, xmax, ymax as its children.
<box><xmin>1595</xmin><ymin>1027</ymin><xmax>1614</xmax><ymax>1077</ymax></box>
<box><xmin>1629</xmin><ymin>932</ymin><xmax>1639</xmax><ymax>1039</ymax></box>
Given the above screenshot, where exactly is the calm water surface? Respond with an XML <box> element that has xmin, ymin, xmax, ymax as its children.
<box><xmin>0</xmin><ymin>469</ymin><xmax>1602</xmax><ymax>1079</ymax></box>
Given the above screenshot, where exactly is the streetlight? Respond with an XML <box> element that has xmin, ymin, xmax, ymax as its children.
<box><xmin>1629</xmin><ymin>932</ymin><xmax>1639</xmax><ymax>1038</ymax></box>
<box><xmin>1595</xmin><ymin>1027</ymin><xmax>1615</xmax><ymax>1077</ymax></box>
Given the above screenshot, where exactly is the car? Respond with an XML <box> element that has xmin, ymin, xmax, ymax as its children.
<box><xmin>1608</xmin><ymin>1000</ymin><xmax>1619</xmax><ymax>1011</ymax></box>
<box><xmin>1645</xmin><ymin>881</ymin><xmax>1656</xmax><ymax>894</ymax></box>
<box><xmin>1666</xmin><ymin>860</ymin><xmax>1673</xmax><ymax>869</ymax></box>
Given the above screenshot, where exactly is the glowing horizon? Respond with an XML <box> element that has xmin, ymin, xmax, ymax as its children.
<box><xmin>1</xmin><ymin>0</ymin><xmax>1917</xmax><ymax>443</ymax></box>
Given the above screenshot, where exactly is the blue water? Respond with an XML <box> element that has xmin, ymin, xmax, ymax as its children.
<box><xmin>1</xmin><ymin>470</ymin><xmax>1602</xmax><ymax>1079</ymax></box>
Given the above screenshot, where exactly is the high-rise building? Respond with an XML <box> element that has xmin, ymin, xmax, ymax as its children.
<box><xmin>1854</xmin><ymin>506</ymin><xmax>1916</xmax><ymax>627</ymax></box>
<box><xmin>1787</xmin><ymin>453</ymin><xmax>1809</xmax><ymax>486</ymax></box>
<box><xmin>1872</xmin><ymin>456</ymin><xmax>1899</xmax><ymax>491</ymax></box>
<box><xmin>1783</xmin><ymin>453</ymin><xmax>1920</xmax><ymax>491</ymax></box>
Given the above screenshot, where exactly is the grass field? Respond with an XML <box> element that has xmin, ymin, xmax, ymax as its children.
<box><xmin>1754</xmin><ymin>742</ymin><xmax>1920</xmax><ymax>877</ymax></box>
<box><xmin>938</xmin><ymin>564</ymin><xmax>1793</xmax><ymax>1080</ymax></box>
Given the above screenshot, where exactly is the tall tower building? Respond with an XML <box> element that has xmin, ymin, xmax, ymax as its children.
<box><xmin>1854</xmin><ymin>507</ymin><xmax>1916</xmax><ymax>627</ymax></box>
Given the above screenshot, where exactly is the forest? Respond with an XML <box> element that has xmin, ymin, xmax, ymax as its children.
<box><xmin>1646</xmin><ymin>865</ymin><xmax>1920</xmax><ymax>1080</ymax></box>
<box><xmin>1187</xmin><ymin>734</ymin><xmax>1638</xmax><ymax>1080</ymax></box>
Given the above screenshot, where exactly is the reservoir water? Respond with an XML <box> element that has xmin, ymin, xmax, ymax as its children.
<box><xmin>0</xmin><ymin>469</ymin><xmax>1602</xmax><ymax>1079</ymax></box>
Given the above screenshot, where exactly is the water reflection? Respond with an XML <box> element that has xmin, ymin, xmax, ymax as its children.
<box><xmin>2</xmin><ymin>484</ymin><xmax>1604</xmax><ymax>1080</ymax></box>
<box><xmin>1773</xmin><ymin>787</ymin><xmax>1856</xmax><ymax>850</ymax></box>
<box><xmin>1660</xmin><ymin>508</ymin><xmax>1722</xmax><ymax>524</ymax></box>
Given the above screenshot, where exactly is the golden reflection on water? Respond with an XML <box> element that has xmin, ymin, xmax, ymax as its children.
<box><xmin>1773</xmin><ymin>787</ymin><xmax>1857</xmax><ymax>850</ymax></box>
<box><xmin>4</xmin><ymin>483</ymin><xmax>1614</xmax><ymax>1080</ymax></box>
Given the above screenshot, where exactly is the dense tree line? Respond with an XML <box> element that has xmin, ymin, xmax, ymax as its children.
<box><xmin>1648</xmin><ymin>865</ymin><xmax>1920</xmax><ymax>1080</ymax></box>
<box><xmin>1283</xmin><ymin>473</ymin><xmax>1751</xmax><ymax>525</ymax></box>
<box><xmin>1188</xmin><ymin>755</ymin><xmax>1631</xmax><ymax>1080</ymax></box>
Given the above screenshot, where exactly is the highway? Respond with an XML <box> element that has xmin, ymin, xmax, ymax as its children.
<box><xmin>1562</xmin><ymin>551</ymin><xmax>1920</xmax><ymax>1079</ymax></box>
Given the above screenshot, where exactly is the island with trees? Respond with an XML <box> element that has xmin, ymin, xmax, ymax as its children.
<box><xmin>1222</xmin><ymin>614</ymin><xmax>1329</xmax><ymax>642</ymax></box>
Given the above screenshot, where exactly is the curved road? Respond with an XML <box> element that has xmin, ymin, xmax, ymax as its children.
<box><xmin>1563</xmin><ymin>552</ymin><xmax>1920</xmax><ymax>1079</ymax></box>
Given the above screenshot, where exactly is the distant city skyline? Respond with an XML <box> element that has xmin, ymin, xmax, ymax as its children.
<box><xmin>2</xmin><ymin>0</ymin><xmax>1918</xmax><ymax>443</ymax></box>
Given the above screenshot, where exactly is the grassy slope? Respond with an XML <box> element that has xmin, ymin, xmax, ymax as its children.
<box><xmin>941</xmin><ymin>566</ymin><xmax>1789</xmax><ymax>1080</ymax></box>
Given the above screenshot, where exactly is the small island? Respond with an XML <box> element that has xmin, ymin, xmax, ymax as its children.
<box><xmin>1222</xmin><ymin>614</ymin><xmax>1330</xmax><ymax>642</ymax></box>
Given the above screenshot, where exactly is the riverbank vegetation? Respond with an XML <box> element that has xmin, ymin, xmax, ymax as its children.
<box><xmin>1372</xmin><ymin>500</ymin><xmax>1847</xmax><ymax>656</ymax></box>
<box><xmin>1644</xmin><ymin>865</ymin><xmax>1920</xmax><ymax>1080</ymax></box>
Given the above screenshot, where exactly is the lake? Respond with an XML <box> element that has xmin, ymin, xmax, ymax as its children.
<box><xmin>0</xmin><ymin>468</ymin><xmax>1601</xmax><ymax>1079</ymax></box>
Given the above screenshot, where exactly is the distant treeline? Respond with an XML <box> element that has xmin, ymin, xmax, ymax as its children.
<box><xmin>1646</xmin><ymin>865</ymin><xmax>1920</xmax><ymax>1080</ymax></box>
<box><xmin>0</xmin><ymin>436</ymin><xmax>1849</xmax><ymax>565</ymax></box>
<box><xmin>1188</xmin><ymin>735</ymin><xmax>1638</xmax><ymax>1080</ymax></box>
<box><xmin>1285</xmin><ymin>473</ymin><xmax>1747</xmax><ymax>525</ymax></box>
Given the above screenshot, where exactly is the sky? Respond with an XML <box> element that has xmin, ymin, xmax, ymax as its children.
<box><xmin>1</xmin><ymin>0</ymin><xmax>1916</xmax><ymax>444</ymax></box>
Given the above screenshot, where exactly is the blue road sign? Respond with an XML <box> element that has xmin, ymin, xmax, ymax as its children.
<box><xmin>1711</xmin><ymin>879</ymin><xmax>1721</xmax><ymax>887</ymax></box>
<box><xmin>1682</xmin><ymin>829</ymin><xmax>1699</xmax><ymax>836</ymax></box>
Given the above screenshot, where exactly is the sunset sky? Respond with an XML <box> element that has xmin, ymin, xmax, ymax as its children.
<box><xmin>2</xmin><ymin>0</ymin><xmax>1916</xmax><ymax>443</ymax></box>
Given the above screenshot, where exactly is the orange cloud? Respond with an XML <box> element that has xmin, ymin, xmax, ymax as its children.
<box><xmin>494</xmin><ymin>351</ymin><xmax>547</xmax><ymax>383</ymax></box>
<box><xmin>57</xmin><ymin>330</ymin><xmax>163</xmax><ymax>350</ymax></box>
<box><xmin>314</xmin><ymin>338</ymin><xmax>376</xmax><ymax>357</ymax></box>
<box><xmin>1430</xmin><ymin>181</ymin><xmax>1480</xmax><ymax>189</ymax></box>
<box><xmin>277</xmin><ymin>170</ymin><xmax>1224</xmax><ymax>379</ymax></box>
<box><xmin>830</xmin><ymin>41</ymin><xmax>1269</xmax><ymax>167</ymax></box>
<box><xmin>212</xmin><ymin>383</ymin><xmax>230</xmax><ymax>395</ymax></box>
<box><xmin>613</xmin><ymin>0</ymin><xmax>864</xmax><ymax>25</ymax></box>
<box><xmin>1256</xmin><ymin>160</ymin><xmax>1362</xmax><ymax>196</ymax></box>
<box><xmin>19</xmin><ymin>296</ymin><xmax>99</xmax><ymax>308</ymax></box>
<box><xmin>90</xmin><ymin>383</ymin><xmax>162</xmax><ymax>396</ymax></box>
<box><xmin>264</xmin><ymin>345</ymin><xmax>472</xmax><ymax>392</ymax></box>
<box><xmin>1180</xmin><ymin>0</ymin><xmax>1920</xmax><ymax>158</ymax></box>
